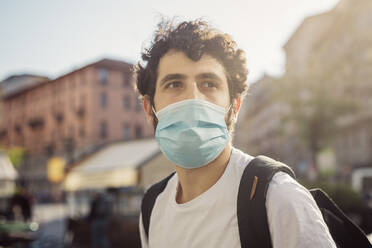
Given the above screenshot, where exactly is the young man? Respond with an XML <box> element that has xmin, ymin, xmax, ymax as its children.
<box><xmin>136</xmin><ymin>19</ymin><xmax>336</xmax><ymax>248</ymax></box>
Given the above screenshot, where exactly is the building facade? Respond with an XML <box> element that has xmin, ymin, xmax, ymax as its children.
<box><xmin>0</xmin><ymin>59</ymin><xmax>153</xmax><ymax>199</ymax></box>
<box><xmin>285</xmin><ymin>0</ymin><xmax>372</xmax><ymax>177</ymax></box>
<box><xmin>235</xmin><ymin>75</ymin><xmax>309</xmax><ymax>176</ymax></box>
<box><xmin>236</xmin><ymin>0</ymin><xmax>372</xmax><ymax>180</ymax></box>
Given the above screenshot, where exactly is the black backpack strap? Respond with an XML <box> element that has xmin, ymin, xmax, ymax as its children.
<box><xmin>141</xmin><ymin>172</ymin><xmax>175</xmax><ymax>239</ymax></box>
<box><xmin>310</xmin><ymin>188</ymin><xmax>372</xmax><ymax>248</ymax></box>
<box><xmin>237</xmin><ymin>155</ymin><xmax>295</xmax><ymax>248</ymax></box>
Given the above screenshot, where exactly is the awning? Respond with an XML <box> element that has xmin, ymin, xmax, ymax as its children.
<box><xmin>64</xmin><ymin>139</ymin><xmax>160</xmax><ymax>191</ymax></box>
<box><xmin>0</xmin><ymin>152</ymin><xmax>18</xmax><ymax>180</ymax></box>
<box><xmin>0</xmin><ymin>152</ymin><xmax>18</xmax><ymax>197</ymax></box>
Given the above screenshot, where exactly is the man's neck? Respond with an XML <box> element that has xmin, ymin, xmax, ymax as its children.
<box><xmin>175</xmin><ymin>144</ymin><xmax>233</xmax><ymax>204</ymax></box>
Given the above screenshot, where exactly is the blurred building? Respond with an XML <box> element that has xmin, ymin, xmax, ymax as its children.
<box><xmin>235</xmin><ymin>75</ymin><xmax>282</xmax><ymax>156</ymax></box>
<box><xmin>0</xmin><ymin>74</ymin><xmax>49</xmax><ymax>148</ymax></box>
<box><xmin>0</xmin><ymin>74</ymin><xmax>50</xmax><ymax>140</ymax></box>
<box><xmin>236</xmin><ymin>0</ymin><xmax>372</xmax><ymax>179</ymax></box>
<box><xmin>0</xmin><ymin>59</ymin><xmax>153</xmax><ymax>199</ymax></box>
<box><xmin>234</xmin><ymin>75</ymin><xmax>308</xmax><ymax>173</ymax></box>
<box><xmin>285</xmin><ymin>0</ymin><xmax>372</xmax><ymax>176</ymax></box>
<box><xmin>64</xmin><ymin>138</ymin><xmax>174</xmax><ymax>216</ymax></box>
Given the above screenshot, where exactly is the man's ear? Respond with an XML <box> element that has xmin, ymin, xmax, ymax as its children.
<box><xmin>143</xmin><ymin>95</ymin><xmax>154</xmax><ymax>125</ymax></box>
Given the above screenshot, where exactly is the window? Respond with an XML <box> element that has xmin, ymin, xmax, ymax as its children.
<box><xmin>14</xmin><ymin>125</ymin><xmax>22</xmax><ymax>134</ymax></box>
<box><xmin>123</xmin><ymin>72</ymin><xmax>131</xmax><ymax>87</ymax></box>
<box><xmin>64</xmin><ymin>137</ymin><xmax>75</xmax><ymax>154</ymax></box>
<box><xmin>99</xmin><ymin>68</ymin><xmax>108</xmax><ymax>85</ymax></box>
<box><xmin>123</xmin><ymin>95</ymin><xmax>131</xmax><ymax>109</ymax></box>
<box><xmin>101</xmin><ymin>92</ymin><xmax>107</xmax><ymax>109</ymax></box>
<box><xmin>135</xmin><ymin>125</ymin><xmax>142</xmax><ymax>139</ymax></box>
<box><xmin>122</xmin><ymin>124</ymin><xmax>131</xmax><ymax>140</ymax></box>
<box><xmin>44</xmin><ymin>143</ymin><xmax>55</xmax><ymax>157</ymax></box>
<box><xmin>100</xmin><ymin>121</ymin><xmax>107</xmax><ymax>139</ymax></box>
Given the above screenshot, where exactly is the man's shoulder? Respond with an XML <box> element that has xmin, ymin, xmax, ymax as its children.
<box><xmin>243</xmin><ymin>155</ymin><xmax>313</xmax><ymax>210</ymax></box>
<box><xmin>144</xmin><ymin>172</ymin><xmax>176</xmax><ymax>197</ymax></box>
<box><xmin>230</xmin><ymin>147</ymin><xmax>254</xmax><ymax>169</ymax></box>
<box><xmin>266</xmin><ymin>173</ymin><xmax>336</xmax><ymax>247</ymax></box>
<box><xmin>267</xmin><ymin>171</ymin><xmax>316</xmax><ymax>211</ymax></box>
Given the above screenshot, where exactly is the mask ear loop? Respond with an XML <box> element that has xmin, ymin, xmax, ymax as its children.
<box><xmin>225</xmin><ymin>104</ymin><xmax>233</xmax><ymax>120</ymax></box>
<box><xmin>152</xmin><ymin>106</ymin><xmax>159</xmax><ymax>130</ymax></box>
<box><xmin>227</xmin><ymin>104</ymin><xmax>232</xmax><ymax>114</ymax></box>
<box><xmin>226</xmin><ymin>100</ymin><xmax>236</xmax><ymax>121</ymax></box>
<box><xmin>152</xmin><ymin>106</ymin><xmax>158</xmax><ymax>119</ymax></box>
<box><xmin>226</xmin><ymin>103</ymin><xmax>238</xmax><ymax>127</ymax></box>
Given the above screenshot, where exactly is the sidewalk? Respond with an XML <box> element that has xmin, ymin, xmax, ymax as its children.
<box><xmin>33</xmin><ymin>203</ymin><xmax>68</xmax><ymax>224</ymax></box>
<box><xmin>31</xmin><ymin>204</ymin><xmax>68</xmax><ymax>248</ymax></box>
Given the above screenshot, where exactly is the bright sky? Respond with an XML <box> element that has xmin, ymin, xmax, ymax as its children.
<box><xmin>0</xmin><ymin>0</ymin><xmax>339</xmax><ymax>83</ymax></box>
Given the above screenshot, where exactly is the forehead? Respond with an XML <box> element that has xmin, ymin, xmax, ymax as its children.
<box><xmin>156</xmin><ymin>50</ymin><xmax>228</xmax><ymax>83</ymax></box>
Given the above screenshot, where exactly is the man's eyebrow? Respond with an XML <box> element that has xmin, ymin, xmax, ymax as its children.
<box><xmin>196</xmin><ymin>73</ymin><xmax>223</xmax><ymax>81</ymax></box>
<box><xmin>159</xmin><ymin>74</ymin><xmax>187</xmax><ymax>86</ymax></box>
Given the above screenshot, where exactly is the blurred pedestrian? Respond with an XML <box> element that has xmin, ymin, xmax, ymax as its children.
<box><xmin>9</xmin><ymin>186</ymin><xmax>33</xmax><ymax>222</ymax></box>
<box><xmin>88</xmin><ymin>191</ymin><xmax>113</xmax><ymax>248</ymax></box>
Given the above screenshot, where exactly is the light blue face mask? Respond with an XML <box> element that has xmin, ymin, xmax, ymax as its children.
<box><xmin>153</xmin><ymin>99</ymin><xmax>230</xmax><ymax>169</ymax></box>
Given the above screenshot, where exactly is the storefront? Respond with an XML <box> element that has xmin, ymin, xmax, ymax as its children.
<box><xmin>62</xmin><ymin>139</ymin><xmax>174</xmax><ymax>247</ymax></box>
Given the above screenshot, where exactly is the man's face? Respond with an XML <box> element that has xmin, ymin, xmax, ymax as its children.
<box><xmin>150</xmin><ymin>50</ymin><xmax>231</xmax><ymax>114</ymax></box>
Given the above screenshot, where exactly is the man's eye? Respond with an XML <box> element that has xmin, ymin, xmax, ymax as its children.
<box><xmin>165</xmin><ymin>81</ymin><xmax>182</xmax><ymax>89</ymax></box>
<box><xmin>202</xmin><ymin>81</ymin><xmax>217</xmax><ymax>88</ymax></box>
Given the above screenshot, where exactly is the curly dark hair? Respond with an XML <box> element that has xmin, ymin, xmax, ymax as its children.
<box><xmin>135</xmin><ymin>19</ymin><xmax>249</xmax><ymax>132</ymax></box>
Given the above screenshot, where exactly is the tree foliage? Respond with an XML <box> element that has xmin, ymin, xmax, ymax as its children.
<box><xmin>276</xmin><ymin>68</ymin><xmax>357</xmax><ymax>171</ymax></box>
<box><xmin>0</xmin><ymin>146</ymin><xmax>26</xmax><ymax>168</ymax></box>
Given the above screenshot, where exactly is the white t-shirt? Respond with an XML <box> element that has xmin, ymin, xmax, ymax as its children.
<box><xmin>139</xmin><ymin>148</ymin><xmax>336</xmax><ymax>248</ymax></box>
